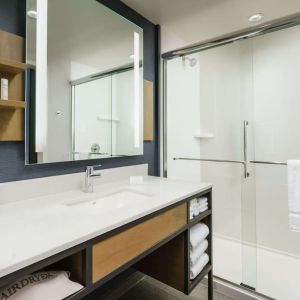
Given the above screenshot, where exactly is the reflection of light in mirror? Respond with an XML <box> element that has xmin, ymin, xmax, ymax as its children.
<box><xmin>134</xmin><ymin>32</ymin><xmax>140</xmax><ymax>148</ymax></box>
<box><xmin>36</xmin><ymin>0</ymin><xmax>48</xmax><ymax>152</ymax></box>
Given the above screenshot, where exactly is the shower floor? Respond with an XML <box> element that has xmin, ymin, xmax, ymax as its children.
<box><xmin>214</xmin><ymin>235</ymin><xmax>300</xmax><ymax>300</ymax></box>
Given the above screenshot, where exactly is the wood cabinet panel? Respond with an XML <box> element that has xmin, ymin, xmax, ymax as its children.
<box><xmin>92</xmin><ymin>204</ymin><xmax>187</xmax><ymax>283</ymax></box>
<box><xmin>144</xmin><ymin>80</ymin><xmax>154</xmax><ymax>141</ymax></box>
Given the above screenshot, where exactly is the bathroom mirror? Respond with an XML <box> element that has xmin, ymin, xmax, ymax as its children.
<box><xmin>25</xmin><ymin>0</ymin><xmax>144</xmax><ymax>164</ymax></box>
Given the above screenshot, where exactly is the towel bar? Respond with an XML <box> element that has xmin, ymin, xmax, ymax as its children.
<box><xmin>173</xmin><ymin>157</ymin><xmax>288</xmax><ymax>166</ymax></box>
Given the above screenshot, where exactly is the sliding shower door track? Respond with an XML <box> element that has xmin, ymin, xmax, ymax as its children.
<box><xmin>202</xmin><ymin>276</ymin><xmax>276</xmax><ymax>300</ymax></box>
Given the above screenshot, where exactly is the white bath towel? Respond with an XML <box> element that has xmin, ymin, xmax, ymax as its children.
<box><xmin>190</xmin><ymin>239</ymin><xmax>208</xmax><ymax>266</ymax></box>
<box><xmin>197</xmin><ymin>197</ymin><xmax>208</xmax><ymax>205</ymax></box>
<box><xmin>198</xmin><ymin>203</ymin><xmax>208</xmax><ymax>213</ymax></box>
<box><xmin>190</xmin><ymin>253</ymin><xmax>209</xmax><ymax>280</ymax></box>
<box><xmin>190</xmin><ymin>199</ymin><xmax>208</xmax><ymax>219</ymax></box>
<box><xmin>190</xmin><ymin>223</ymin><xmax>209</xmax><ymax>250</ymax></box>
<box><xmin>189</xmin><ymin>199</ymin><xmax>198</xmax><ymax>219</ymax></box>
<box><xmin>288</xmin><ymin>160</ymin><xmax>300</xmax><ymax>231</ymax></box>
<box><xmin>190</xmin><ymin>204</ymin><xmax>208</xmax><ymax>219</ymax></box>
<box><xmin>0</xmin><ymin>271</ymin><xmax>83</xmax><ymax>300</ymax></box>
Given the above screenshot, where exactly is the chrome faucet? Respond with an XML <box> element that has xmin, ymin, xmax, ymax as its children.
<box><xmin>84</xmin><ymin>165</ymin><xmax>102</xmax><ymax>193</ymax></box>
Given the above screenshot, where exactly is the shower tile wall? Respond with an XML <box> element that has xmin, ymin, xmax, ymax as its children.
<box><xmin>167</xmin><ymin>53</ymin><xmax>201</xmax><ymax>182</ymax></box>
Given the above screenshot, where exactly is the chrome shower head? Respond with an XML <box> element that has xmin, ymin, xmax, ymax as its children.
<box><xmin>182</xmin><ymin>56</ymin><xmax>197</xmax><ymax>67</ymax></box>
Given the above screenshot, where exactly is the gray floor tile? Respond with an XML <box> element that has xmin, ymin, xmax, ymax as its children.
<box><xmin>119</xmin><ymin>276</ymin><xmax>235</xmax><ymax>300</ymax></box>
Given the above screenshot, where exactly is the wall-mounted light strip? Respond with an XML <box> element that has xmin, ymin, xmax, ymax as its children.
<box><xmin>35</xmin><ymin>0</ymin><xmax>48</xmax><ymax>153</ymax></box>
<box><xmin>133</xmin><ymin>31</ymin><xmax>140</xmax><ymax>148</ymax></box>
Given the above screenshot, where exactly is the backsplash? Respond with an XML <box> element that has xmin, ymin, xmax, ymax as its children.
<box><xmin>0</xmin><ymin>164</ymin><xmax>148</xmax><ymax>204</ymax></box>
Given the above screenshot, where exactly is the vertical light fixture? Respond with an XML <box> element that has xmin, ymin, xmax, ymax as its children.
<box><xmin>35</xmin><ymin>0</ymin><xmax>48</xmax><ymax>153</ymax></box>
<box><xmin>133</xmin><ymin>31</ymin><xmax>140</xmax><ymax>148</ymax></box>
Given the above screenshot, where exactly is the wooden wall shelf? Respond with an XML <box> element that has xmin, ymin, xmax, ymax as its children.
<box><xmin>0</xmin><ymin>100</ymin><xmax>26</xmax><ymax>110</ymax></box>
<box><xmin>0</xmin><ymin>58</ymin><xmax>26</xmax><ymax>74</ymax></box>
<box><xmin>0</xmin><ymin>29</ymin><xmax>25</xmax><ymax>141</ymax></box>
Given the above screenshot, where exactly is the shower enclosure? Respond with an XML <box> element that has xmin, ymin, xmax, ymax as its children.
<box><xmin>163</xmin><ymin>15</ymin><xmax>300</xmax><ymax>300</ymax></box>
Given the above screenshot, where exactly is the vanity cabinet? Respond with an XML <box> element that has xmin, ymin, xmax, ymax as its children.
<box><xmin>0</xmin><ymin>188</ymin><xmax>213</xmax><ymax>300</ymax></box>
<box><xmin>92</xmin><ymin>204</ymin><xmax>187</xmax><ymax>282</ymax></box>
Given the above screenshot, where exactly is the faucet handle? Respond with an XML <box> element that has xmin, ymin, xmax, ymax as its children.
<box><xmin>86</xmin><ymin>164</ymin><xmax>102</xmax><ymax>171</ymax></box>
<box><xmin>92</xmin><ymin>164</ymin><xmax>102</xmax><ymax>170</ymax></box>
<box><xmin>86</xmin><ymin>164</ymin><xmax>102</xmax><ymax>177</ymax></box>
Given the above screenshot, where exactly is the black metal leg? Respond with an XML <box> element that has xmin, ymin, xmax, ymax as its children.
<box><xmin>208</xmin><ymin>271</ymin><xmax>213</xmax><ymax>300</ymax></box>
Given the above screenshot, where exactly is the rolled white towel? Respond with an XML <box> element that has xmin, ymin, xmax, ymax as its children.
<box><xmin>190</xmin><ymin>253</ymin><xmax>209</xmax><ymax>280</ymax></box>
<box><xmin>190</xmin><ymin>239</ymin><xmax>208</xmax><ymax>266</ymax></box>
<box><xmin>190</xmin><ymin>223</ymin><xmax>209</xmax><ymax>250</ymax></box>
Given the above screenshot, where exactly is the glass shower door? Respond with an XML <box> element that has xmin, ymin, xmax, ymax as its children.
<box><xmin>247</xmin><ymin>24</ymin><xmax>300</xmax><ymax>300</ymax></box>
<box><xmin>166</xmin><ymin>38</ymin><xmax>257</xmax><ymax>289</ymax></box>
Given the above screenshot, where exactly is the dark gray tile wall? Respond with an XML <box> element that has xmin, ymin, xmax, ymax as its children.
<box><xmin>0</xmin><ymin>0</ymin><xmax>159</xmax><ymax>183</ymax></box>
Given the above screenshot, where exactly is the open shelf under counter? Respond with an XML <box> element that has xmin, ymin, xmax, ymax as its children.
<box><xmin>189</xmin><ymin>264</ymin><xmax>212</xmax><ymax>291</ymax></box>
<box><xmin>0</xmin><ymin>100</ymin><xmax>26</xmax><ymax>110</ymax></box>
<box><xmin>0</xmin><ymin>58</ymin><xmax>26</xmax><ymax>74</ymax></box>
<box><xmin>189</xmin><ymin>209</ymin><xmax>212</xmax><ymax>226</ymax></box>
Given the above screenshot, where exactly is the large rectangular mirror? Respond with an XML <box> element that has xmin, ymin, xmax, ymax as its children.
<box><xmin>26</xmin><ymin>0</ymin><xmax>144</xmax><ymax>164</ymax></box>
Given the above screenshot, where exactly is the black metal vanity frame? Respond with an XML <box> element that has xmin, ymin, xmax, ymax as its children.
<box><xmin>0</xmin><ymin>188</ymin><xmax>213</xmax><ymax>300</ymax></box>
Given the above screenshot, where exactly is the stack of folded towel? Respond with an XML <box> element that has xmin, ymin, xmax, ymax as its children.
<box><xmin>190</xmin><ymin>223</ymin><xmax>210</xmax><ymax>280</ymax></box>
<box><xmin>189</xmin><ymin>197</ymin><xmax>208</xmax><ymax>219</ymax></box>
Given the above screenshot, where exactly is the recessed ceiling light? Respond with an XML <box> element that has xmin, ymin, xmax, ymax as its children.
<box><xmin>248</xmin><ymin>13</ymin><xmax>264</xmax><ymax>23</ymax></box>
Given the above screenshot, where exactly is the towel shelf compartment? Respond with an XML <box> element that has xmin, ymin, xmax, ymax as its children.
<box><xmin>0</xmin><ymin>251</ymin><xmax>86</xmax><ymax>300</ymax></box>
<box><xmin>189</xmin><ymin>210</ymin><xmax>212</xmax><ymax>226</ymax></box>
<box><xmin>44</xmin><ymin>251</ymin><xmax>85</xmax><ymax>286</ymax></box>
<box><xmin>92</xmin><ymin>203</ymin><xmax>187</xmax><ymax>283</ymax></box>
<box><xmin>135</xmin><ymin>232</ymin><xmax>187</xmax><ymax>292</ymax></box>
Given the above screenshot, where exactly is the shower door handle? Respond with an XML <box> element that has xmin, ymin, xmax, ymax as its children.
<box><xmin>243</xmin><ymin>120</ymin><xmax>250</xmax><ymax>178</ymax></box>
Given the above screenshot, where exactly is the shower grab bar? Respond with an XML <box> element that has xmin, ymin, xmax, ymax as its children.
<box><xmin>250</xmin><ymin>160</ymin><xmax>287</xmax><ymax>165</ymax></box>
<box><xmin>173</xmin><ymin>157</ymin><xmax>245</xmax><ymax>164</ymax></box>
<box><xmin>173</xmin><ymin>157</ymin><xmax>288</xmax><ymax>166</ymax></box>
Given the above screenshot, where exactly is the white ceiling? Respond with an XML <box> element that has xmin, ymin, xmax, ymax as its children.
<box><xmin>122</xmin><ymin>0</ymin><xmax>300</xmax><ymax>53</ymax></box>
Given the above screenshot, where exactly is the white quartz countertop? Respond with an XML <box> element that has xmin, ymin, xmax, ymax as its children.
<box><xmin>0</xmin><ymin>176</ymin><xmax>211</xmax><ymax>278</ymax></box>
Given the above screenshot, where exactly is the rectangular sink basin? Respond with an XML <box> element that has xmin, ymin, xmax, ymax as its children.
<box><xmin>64</xmin><ymin>189</ymin><xmax>153</xmax><ymax>215</ymax></box>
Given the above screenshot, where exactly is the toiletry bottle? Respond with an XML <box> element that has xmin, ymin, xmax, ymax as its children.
<box><xmin>1</xmin><ymin>78</ymin><xmax>8</xmax><ymax>100</ymax></box>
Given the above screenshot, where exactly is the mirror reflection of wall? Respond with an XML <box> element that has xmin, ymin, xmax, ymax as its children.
<box><xmin>72</xmin><ymin>67</ymin><xmax>143</xmax><ymax>160</ymax></box>
<box><xmin>26</xmin><ymin>0</ymin><xmax>144</xmax><ymax>164</ymax></box>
